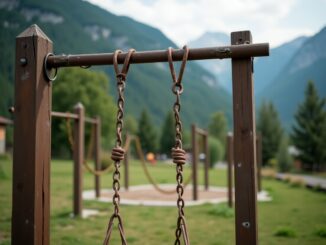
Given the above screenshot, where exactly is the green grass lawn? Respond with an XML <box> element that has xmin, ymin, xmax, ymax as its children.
<box><xmin>1</xmin><ymin>159</ymin><xmax>326</xmax><ymax>244</ymax></box>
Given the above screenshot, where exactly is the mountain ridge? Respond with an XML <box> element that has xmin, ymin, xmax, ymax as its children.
<box><xmin>188</xmin><ymin>31</ymin><xmax>309</xmax><ymax>94</ymax></box>
<box><xmin>188</xmin><ymin>31</ymin><xmax>230</xmax><ymax>90</ymax></box>
<box><xmin>188</xmin><ymin>28</ymin><xmax>326</xmax><ymax>131</ymax></box>
<box><xmin>258</xmin><ymin>26</ymin><xmax>326</xmax><ymax>129</ymax></box>
<box><xmin>0</xmin><ymin>0</ymin><xmax>232</xmax><ymax>128</ymax></box>
<box><xmin>254</xmin><ymin>35</ymin><xmax>308</xmax><ymax>93</ymax></box>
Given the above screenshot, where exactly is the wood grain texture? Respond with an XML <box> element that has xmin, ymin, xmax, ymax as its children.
<box><xmin>95</xmin><ymin>116</ymin><xmax>101</xmax><ymax>197</ymax></box>
<box><xmin>204</xmin><ymin>134</ymin><xmax>209</xmax><ymax>190</ymax></box>
<box><xmin>227</xmin><ymin>133</ymin><xmax>234</xmax><ymax>208</ymax></box>
<box><xmin>256</xmin><ymin>133</ymin><xmax>262</xmax><ymax>192</ymax></box>
<box><xmin>73</xmin><ymin>103</ymin><xmax>84</xmax><ymax>216</ymax></box>
<box><xmin>191</xmin><ymin>124</ymin><xmax>198</xmax><ymax>200</ymax></box>
<box><xmin>12</xmin><ymin>24</ymin><xmax>52</xmax><ymax>245</ymax></box>
<box><xmin>231</xmin><ymin>31</ymin><xmax>258</xmax><ymax>245</ymax></box>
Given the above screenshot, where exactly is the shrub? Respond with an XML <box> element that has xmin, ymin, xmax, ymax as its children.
<box><xmin>314</xmin><ymin>227</ymin><xmax>326</xmax><ymax>238</ymax></box>
<box><xmin>208</xmin><ymin>137</ymin><xmax>224</xmax><ymax>167</ymax></box>
<box><xmin>274</xmin><ymin>227</ymin><xmax>296</xmax><ymax>238</ymax></box>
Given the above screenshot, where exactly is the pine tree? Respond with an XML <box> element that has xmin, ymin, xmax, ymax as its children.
<box><xmin>291</xmin><ymin>81</ymin><xmax>326</xmax><ymax>171</ymax></box>
<box><xmin>257</xmin><ymin>101</ymin><xmax>283</xmax><ymax>165</ymax></box>
<box><xmin>208</xmin><ymin>111</ymin><xmax>228</xmax><ymax>143</ymax></box>
<box><xmin>137</xmin><ymin>109</ymin><xmax>157</xmax><ymax>153</ymax></box>
<box><xmin>124</xmin><ymin>115</ymin><xmax>138</xmax><ymax>136</ymax></box>
<box><xmin>160</xmin><ymin>111</ymin><xmax>175</xmax><ymax>155</ymax></box>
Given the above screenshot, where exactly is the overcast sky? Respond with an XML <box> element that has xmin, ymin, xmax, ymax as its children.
<box><xmin>86</xmin><ymin>0</ymin><xmax>326</xmax><ymax>47</ymax></box>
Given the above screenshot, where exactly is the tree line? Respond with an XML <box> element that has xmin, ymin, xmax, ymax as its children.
<box><xmin>132</xmin><ymin>109</ymin><xmax>226</xmax><ymax>163</ymax></box>
<box><xmin>50</xmin><ymin>68</ymin><xmax>227</xmax><ymax>165</ymax></box>
<box><xmin>257</xmin><ymin>80</ymin><xmax>326</xmax><ymax>172</ymax></box>
<box><xmin>50</xmin><ymin>68</ymin><xmax>325</xmax><ymax>172</ymax></box>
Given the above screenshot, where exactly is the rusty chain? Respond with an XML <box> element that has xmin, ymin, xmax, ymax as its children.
<box><xmin>103</xmin><ymin>49</ymin><xmax>135</xmax><ymax>245</ymax></box>
<box><xmin>168</xmin><ymin>46</ymin><xmax>190</xmax><ymax>245</ymax></box>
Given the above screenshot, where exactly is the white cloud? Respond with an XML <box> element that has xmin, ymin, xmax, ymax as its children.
<box><xmin>86</xmin><ymin>0</ymin><xmax>325</xmax><ymax>47</ymax></box>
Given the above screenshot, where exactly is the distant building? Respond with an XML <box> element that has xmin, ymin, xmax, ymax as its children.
<box><xmin>0</xmin><ymin>117</ymin><xmax>13</xmax><ymax>154</ymax></box>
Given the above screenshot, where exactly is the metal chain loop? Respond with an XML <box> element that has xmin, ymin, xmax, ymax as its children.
<box><xmin>168</xmin><ymin>46</ymin><xmax>190</xmax><ymax>245</ymax></box>
<box><xmin>103</xmin><ymin>49</ymin><xmax>135</xmax><ymax>245</ymax></box>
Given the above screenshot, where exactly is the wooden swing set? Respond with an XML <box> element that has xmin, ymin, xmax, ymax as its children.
<box><xmin>57</xmin><ymin>109</ymin><xmax>209</xmax><ymax>217</ymax></box>
<box><xmin>12</xmin><ymin>24</ymin><xmax>269</xmax><ymax>244</ymax></box>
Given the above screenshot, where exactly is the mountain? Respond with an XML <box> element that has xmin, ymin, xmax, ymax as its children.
<box><xmin>0</xmin><ymin>0</ymin><xmax>231</xmax><ymax>128</ymax></box>
<box><xmin>188</xmin><ymin>31</ymin><xmax>231</xmax><ymax>91</ymax></box>
<box><xmin>258</xmin><ymin>26</ymin><xmax>326</xmax><ymax>129</ymax></box>
<box><xmin>189</xmin><ymin>31</ymin><xmax>229</xmax><ymax>47</ymax></box>
<box><xmin>188</xmin><ymin>30</ymin><xmax>325</xmax><ymax>131</ymax></box>
<box><xmin>254</xmin><ymin>36</ymin><xmax>308</xmax><ymax>93</ymax></box>
<box><xmin>188</xmin><ymin>32</ymin><xmax>308</xmax><ymax>94</ymax></box>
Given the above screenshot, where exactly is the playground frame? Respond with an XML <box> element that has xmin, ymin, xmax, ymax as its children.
<box><xmin>12</xmin><ymin>25</ymin><xmax>269</xmax><ymax>244</ymax></box>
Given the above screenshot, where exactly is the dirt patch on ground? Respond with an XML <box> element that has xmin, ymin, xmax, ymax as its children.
<box><xmin>84</xmin><ymin>185</ymin><xmax>230</xmax><ymax>206</ymax></box>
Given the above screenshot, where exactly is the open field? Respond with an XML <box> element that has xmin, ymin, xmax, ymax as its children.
<box><xmin>1</xmin><ymin>159</ymin><xmax>326</xmax><ymax>245</ymax></box>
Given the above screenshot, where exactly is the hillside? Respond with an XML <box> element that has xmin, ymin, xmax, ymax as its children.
<box><xmin>0</xmin><ymin>0</ymin><xmax>231</xmax><ymax>128</ymax></box>
<box><xmin>188</xmin><ymin>31</ymin><xmax>231</xmax><ymax>91</ymax></box>
<box><xmin>188</xmin><ymin>32</ymin><xmax>307</xmax><ymax>94</ymax></box>
<box><xmin>188</xmin><ymin>29</ymin><xmax>326</xmax><ymax>131</ymax></box>
<box><xmin>254</xmin><ymin>36</ymin><xmax>308</xmax><ymax>93</ymax></box>
<box><xmin>258</xmin><ymin>26</ymin><xmax>326</xmax><ymax>129</ymax></box>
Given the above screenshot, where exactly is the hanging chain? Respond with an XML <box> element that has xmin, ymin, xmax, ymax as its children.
<box><xmin>103</xmin><ymin>49</ymin><xmax>135</xmax><ymax>245</ymax></box>
<box><xmin>168</xmin><ymin>46</ymin><xmax>190</xmax><ymax>245</ymax></box>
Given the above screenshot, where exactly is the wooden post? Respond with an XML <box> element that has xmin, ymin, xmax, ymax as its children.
<box><xmin>256</xmin><ymin>133</ymin><xmax>262</xmax><ymax>192</ymax></box>
<box><xmin>191</xmin><ymin>124</ymin><xmax>198</xmax><ymax>200</ymax></box>
<box><xmin>227</xmin><ymin>133</ymin><xmax>234</xmax><ymax>208</ymax></box>
<box><xmin>95</xmin><ymin>116</ymin><xmax>101</xmax><ymax>198</ymax></box>
<box><xmin>204</xmin><ymin>134</ymin><xmax>209</xmax><ymax>190</ymax></box>
<box><xmin>12</xmin><ymin>24</ymin><xmax>52</xmax><ymax>245</ymax></box>
<box><xmin>73</xmin><ymin>103</ymin><xmax>84</xmax><ymax>216</ymax></box>
<box><xmin>231</xmin><ymin>31</ymin><xmax>258</xmax><ymax>245</ymax></box>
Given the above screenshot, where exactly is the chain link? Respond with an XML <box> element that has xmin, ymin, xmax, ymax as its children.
<box><xmin>103</xmin><ymin>49</ymin><xmax>135</xmax><ymax>245</ymax></box>
<box><xmin>110</xmin><ymin>71</ymin><xmax>125</xmax><ymax>219</ymax></box>
<box><xmin>168</xmin><ymin>46</ymin><xmax>190</xmax><ymax>245</ymax></box>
